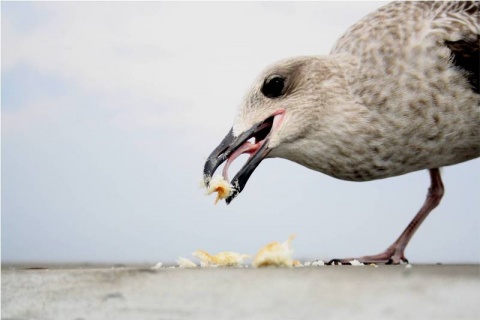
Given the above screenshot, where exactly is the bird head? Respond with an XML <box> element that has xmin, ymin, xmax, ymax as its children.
<box><xmin>203</xmin><ymin>55</ymin><xmax>354</xmax><ymax>203</ymax></box>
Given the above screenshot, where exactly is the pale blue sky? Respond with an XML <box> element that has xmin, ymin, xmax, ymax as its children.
<box><xmin>2</xmin><ymin>2</ymin><xmax>479</xmax><ymax>264</ymax></box>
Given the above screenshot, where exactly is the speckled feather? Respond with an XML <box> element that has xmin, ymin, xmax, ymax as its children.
<box><xmin>233</xmin><ymin>1</ymin><xmax>479</xmax><ymax>181</ymax></box>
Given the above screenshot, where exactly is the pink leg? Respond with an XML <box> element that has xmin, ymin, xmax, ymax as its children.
<box><xmin>329</xmin><ymin>168</ymin><xmax>444</xmax><ymax>265</ymax></box>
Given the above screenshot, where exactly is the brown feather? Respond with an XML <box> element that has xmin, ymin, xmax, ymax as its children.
<box><xmin>445</xmin><ymin>37</ymin><xmax>480</xmax><ymax>93</ymax></box>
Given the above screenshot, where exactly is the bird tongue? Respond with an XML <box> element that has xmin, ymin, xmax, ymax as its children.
<box><xmin>222</xmin><ymin>140</ymin><xmax>261</xmax><ymax>182</ymax></box>
<box><xmin>222</xmin><ymin>111</ymin><xmax>285</xmax><ymax>183</ymax></box>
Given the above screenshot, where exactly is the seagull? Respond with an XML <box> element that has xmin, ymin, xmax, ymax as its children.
<box><xmin>203</xmin><ymin>1</ymin><xmax>479</xmax><ymax>264</ymax></box>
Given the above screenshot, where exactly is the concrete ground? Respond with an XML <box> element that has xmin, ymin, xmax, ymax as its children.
<box><xmin>2</xmin><ymin>264</ymin><xmax>479</xmax><ymax>320</ymax></box>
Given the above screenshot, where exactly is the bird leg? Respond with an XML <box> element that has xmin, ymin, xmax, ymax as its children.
<box><xmin>328</xmin><ymin>168</ymin><xmax>444</xmax><ymax>265</ymax></box>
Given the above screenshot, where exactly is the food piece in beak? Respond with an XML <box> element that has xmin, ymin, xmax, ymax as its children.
<box><xmin>203</xmin><ymin>111</ymin><xmax>284</xmax><ymax>204</ymax></box>
<box><xmin>204</xmin><ymin>175</ymin><xmax>233</xmax><ymax>204</ymax></box>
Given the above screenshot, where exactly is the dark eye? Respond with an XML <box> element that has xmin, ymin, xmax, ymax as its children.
<box><xmin>261</xmin><ymin>76</ymin><xmax>285</xmax><ymax>98</ymax></box>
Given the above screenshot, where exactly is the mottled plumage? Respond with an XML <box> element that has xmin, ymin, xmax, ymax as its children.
<box><xmin>204</xmin><ymin>2</ymin><xmax>479</xmax><ymax>264</ymax></box>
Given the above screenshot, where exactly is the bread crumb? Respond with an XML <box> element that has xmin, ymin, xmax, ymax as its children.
<box><xmin>252</xmin><ymin>235</ymin><xmax>296</xmax><ymax>268</ymax></box>
<box><xmin>204</xmin><ymin>175</ymin><xmax>233</xmax><ymax>204</ymax></box>
<box><xmin>292</xmin><ymin>260</ymin><xmax>303</xmax><ymax>267</ymax></box>
<box><xmin>349</xmin><ymin>259</ymin><xmax>364</xmax><ymax>266</ymax></box>
<box><xmin>177</xmin><ymin>257</ymin><xmax>197</xmax><ymax>268</ymax></box>
<box><xmin>192</xmin><ymin>250</ymin><xmax>250</xmax><ymax>267</ymax></box>
<box><xmin>311</xmin><ymin>260</ymin><xmax>325</xmax><ymax>267</ymax></box>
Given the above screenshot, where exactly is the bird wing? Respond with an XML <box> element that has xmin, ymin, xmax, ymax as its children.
<box><xmin>330</xmin><ymin>1</ymin><xmax>479</xmax><ymax>109</ymax></box>
<box><xmin>432</xmin><ymin>1</ymin><xmax>479</xmax><ymax>93</ymax></box>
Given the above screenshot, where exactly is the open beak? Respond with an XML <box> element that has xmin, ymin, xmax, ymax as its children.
<box><xmin>203</xmin><ymin>110</ymin><xmax>285</xmax><ymax>204</ymax></box>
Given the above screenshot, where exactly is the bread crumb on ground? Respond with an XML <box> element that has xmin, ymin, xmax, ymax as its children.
<box><xmin>310</xmin><ymin>260</ymin><xmax>326</xmax><ymax>266</ymax></box>
<box><xmin>177</xmin><ymin>257</ymin><xmax>197</xmax><ymax>268</ymax></box>
<box><xmin>192</xmin><ymin>250</ymin><xmax>250</xmax><ymax>267</ymax></box>
<box><xmin>252</xmin><ymin>235</ymin><xmax>296</xmax><ymax>268</ymax></box>
<box><xmin>349</xmin><ymin>259</ymin><xmax>365</xmax><ymax>266</ymax></box>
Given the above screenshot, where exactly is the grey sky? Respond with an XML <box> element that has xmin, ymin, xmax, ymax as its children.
<box><xmin>2</xmin><ymin>2</ymin><xmax>479</xmax><ymax>264</ymax></box>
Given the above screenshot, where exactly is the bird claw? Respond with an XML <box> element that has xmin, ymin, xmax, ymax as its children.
<box><xmin>327</xmin><ymin>259</ymin><xmax>348</xmax><ymax>265</ymax></box>
<box><xmin>327</xmin><ymin>248</ymin><xmax>409</xmax><ymax>265</ymax></box>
